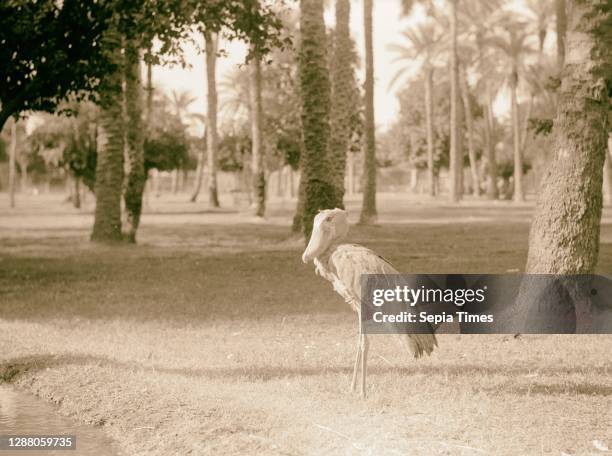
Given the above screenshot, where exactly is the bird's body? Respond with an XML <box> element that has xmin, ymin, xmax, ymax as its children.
<box><xmin>302</xmin><ymin>209</ymin><xmax>437</xmax><ymax>397</ymax></box>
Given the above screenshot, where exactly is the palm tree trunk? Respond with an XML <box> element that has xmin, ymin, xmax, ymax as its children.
<box><xmin>190</xmin><ymin>131</ymin><xmax>206</xmax><ymax>202</ymax></box>
<box><xmin>205</xmin><ymin>31</ymin><xmax>220</xmax><ymax>208</ymax></box>
<box><xmin>92</xmin><ymin>30</ymin><xmax>124</xmax><ymax>242</ymax></box>
<box><xmin>329</xmin><ymin>0</ymin><xmax>352</xmax><ymax>206</ymax></box>
<box><xmin>459</xmin><ymin>65</ymin><xmax>480</xmax><ymax>197</ymax></box>
<box><xmin>8</xmin><ymin>119</ymin><xmax>16</xmax><ymax>209</ymax></box>
<box><xmin>449</xmin><ymin>0</ymin><xmax>463</xmax><ymax>202</ymax></box>
<box><xmin>526</xmin><ymin>0</ymin><xmax>611</xmax><ymax>273</ymax></box>
<box><xmin>360</xmin><ymin>0</ymin><xmax>377</xmax><ymax>223</ymax></box>
<box><xmin>73</xmin><ymin>176</ymin><xmax>81</xmax><ymax>209</ymax></box>
<box><xmin>484</xmin><ymin>84</ymin><xmax>498</xmax><ymax>199</ymax></box>
<box><xmin>299</xmin><ymin>0</ymin><xmax>337</xmax><ymax>237</ymax></box>
<box><xmin>424</xmin><ymin>67</ymin><xmax>435</xmax><ymax>197</ymax></box>
<box><xmin>510</xmin><ymin>69</ymin><xmax>524</xmax><ymax>202</ymax></box>
<box><xmin>123</xmin><ymin>39</ymin><xmax>146</xmax><ymax>243</ymax></box>
<box><xmin>249</xmin><ymin>55</ymin><xmax>266</xmax><ymax>218</ymax></box>
<box><xmin>555</xmin><ymin>0</ymin><xmax>567</xmax><ymax>70</ymax></box>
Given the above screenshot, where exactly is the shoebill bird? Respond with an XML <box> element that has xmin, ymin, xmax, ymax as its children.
<box><xmin>302</xmin><ymin>208</ymin><xmax>437</xmax><ymax>397</ymax></box>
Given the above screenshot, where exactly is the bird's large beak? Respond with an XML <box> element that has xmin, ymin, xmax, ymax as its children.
<box><xmin>302</xmin><ymin>226</ymin><xmax>328</xmax><ymax>263</ymax></box>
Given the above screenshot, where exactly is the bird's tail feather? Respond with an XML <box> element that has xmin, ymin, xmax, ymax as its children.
<box><xmin>398</xmin><ymin>331</ymin><xmax>437</xmax><ymax>359</ymax></box>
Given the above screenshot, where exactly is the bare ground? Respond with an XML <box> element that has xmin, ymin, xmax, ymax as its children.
<box><xmin>1</xmin><ymin>194</ymin><xmax>611</xmax><ymax>455</ymax></box>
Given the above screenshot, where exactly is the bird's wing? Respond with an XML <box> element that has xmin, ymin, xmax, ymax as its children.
<box><xmin>328</xmin><ymin>244</ymin><xmax>399</xmax><ymax>304</ymax></box>
<box><xmin>329</xmin><ymin>243</ymin><xmax>437</xmax><ymax>358</ymax></box>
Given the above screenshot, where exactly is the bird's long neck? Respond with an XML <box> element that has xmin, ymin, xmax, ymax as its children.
<box><xmin>316</xmin><ymin>239</ymin><xmax>344</xmax><ymax>265</ymax></box>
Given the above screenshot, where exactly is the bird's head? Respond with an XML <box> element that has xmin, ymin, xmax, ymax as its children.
<box><xmin>302</xmin><ymin>208</ymin><xmax>349</xmax><ymax>263</ymax></box>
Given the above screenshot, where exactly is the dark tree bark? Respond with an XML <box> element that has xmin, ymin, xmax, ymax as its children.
<box><xmin>123</xmin><ymin>39</ymin><xmax>146</xmax><ymax>243</ymax></box>
<box><xmin>526</xmin><ymin>0</ymin><xmax>612</xmax><ymax>274</ymax></box>
<box><xmin>359</xmin><ymin>0</ymin><xmax>377</xmax><ymax>223</ymax></box>
<box><xmin>329</xmin><ymin>0</ymin><xmax>353</xmax><ymax>206</ymax></box>
<box><xmin>299</xmin><ymin>0</ymin><xmax>338</xmax><ymax>237</ymax></box>
<box><xmin>91</xmin><ymin>30</ymin><xmax>124</xmax><ymax>243</ymax></box>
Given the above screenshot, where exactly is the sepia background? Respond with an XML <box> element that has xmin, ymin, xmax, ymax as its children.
<box><xmin>1</xmin><ymin>0</ymin><xmax>611</xmax><ymax>454</ymax></box>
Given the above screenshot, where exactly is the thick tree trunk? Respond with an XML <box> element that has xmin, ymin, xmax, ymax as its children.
<box><xmin>123</xmin><ymin>39</ymin><xmax>146</xmax><ymax>243</ymax></box>
<box><xmin>329</xmin><ymin>0</ymin><xmax>352</xmax><ymax>206</ymax></box>
<box><xmin>526</xmin><ymin>0</ymin><xmax>611</xmax><ymax>274</ymax></box>
<box><xmin>510</xmin><ymin>70</ymin><xmax>525</xmax><ymax>202</ymax></box>
<box><xmin>299</xmin><ymin>0</ymin><xmax>338</xmax><ymax>237</ymax></box>
<box><xmin>92</xmin><ymin>35</ymin><xmax>124</xmax><ymax>242</ymax></box>
<box><xmin>460</xmin><ymin>66</ymin><xmax>480</xmax><ymax>197</ymax></box>
<box><xmin>359</xmin><ymin>0</ymin><xmax>377</xmax><ymax>223</ymax></box>
<box><xmin>424</xmin><ymin>67</ymin><xmax>436</xmax><ymax>197</ymax></box>
<box><xmin>249</xmin><ymin>56</ymin><xmax>266</xmax><ymax>218</ymax></box>
<box><xmin>449</xmin><ymin>0</ymin><xmax>463</xmax><ymax>202</ymax></box>
<box><xmin>205</xmin><ymin>32</ymin><xmax>220</xmax><ymax>208</ymax></box>
<box><xmin>8</xmin><ymin>120</ymin><xmax>16</xmax><ymax>209</ymax></box>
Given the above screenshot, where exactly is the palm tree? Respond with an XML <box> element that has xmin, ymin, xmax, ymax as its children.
<box><xmin>170</xmin><ymin>90</ymin><xmax>197</xmax><ymax>126</ymax></box>
<box><xmin>459</xmin><ymin>62</ymin><xmax>481</xmax><ymax>196</ymax></box>
<box><xmin>388</xmin><ymin>21</ymin><xmax>443</xmax><ymax>197</ymax></box>
<box><xmin>460</xmin><ymin>0</ymin><xmax>503</xmax><ymax>199</ymax></box>
<box><xmin>249</xmin><ymin>53</ymin><xmax>266</xmax><ymax>218</ymax></box>
<box><xmin>448</xmin><ymin>0</ymin><xmax>463</xmax><ymax>202</ymax></box>
<box><xmin>91</xmin><ymin>28</ymin><xmax>124</xmax><ymax>242</ymax></box>
<box><xmin>204</xmin><ymin>31</ymin><xmax>220</xmax><ymax>208</ymax></box>
<box><xmin>526</xmin><ymin>0</ymin><xmax>612</xmax><ymax>275</ymax></box>
<box><xmin>123</xmin><ymin>38</ymin><xmax>146</xmax><ymax>243</ymax></box>
<box><xmin>487</xmin><ymin>16</ymin><xmax>535</xmax><ymax>202</ymax></box>
<box><xmin>360</xmin><ymin>0</ymin><xmax>377</xmax><ymax>222</ymax></box>
<box><xmin>328</xmin><ymin>0</ymin><xmax>355</xmax><ymax>205</ymax></box>
<box><xmin>299</xmin><ymin>0</ymin><xmax>337</xmax><ymax>237</ymax></box>
<box><xmin>525</xmin><ymin>0</ymin><xmax>554</xmax><ymax>54</ymax></box>
<box><xmin>189</xmin><ymin>114</ymin><xmax>207</xmax><ymax>202</ymax></box>
<box><xmin>402</xmin><ymin>0</ymin><xmax>462</xmax><ymax>202</ymax></box>
<box><xmin>8</xmin><ymin>117</ymin><xmax>16</xmax><ymax>208</ymax></box>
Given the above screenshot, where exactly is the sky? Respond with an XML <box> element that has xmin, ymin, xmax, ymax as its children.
<box><xmin>152</xmin><ymin>0</ymin><xmax>421</xmax><ymax>134</ymax></box>
<box><xmin>151</xmin><ymin>0</ymin><xmax>538</xmax><ymax>135</ymax></box>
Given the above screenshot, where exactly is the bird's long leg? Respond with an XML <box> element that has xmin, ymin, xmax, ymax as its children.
<box><xmin>350</xmin><ymin>332</ymin><xmax>362</xmax><ymax>392</ymax></box>
<box><xmin>360</xmin><ymin>334</ymin><xmax>369</xmax><ymax>398</ymax></box>
<box><xmin>351</xmin><ymin>310</ymin><xmax>363</xmax><ymax>392</ymax></box>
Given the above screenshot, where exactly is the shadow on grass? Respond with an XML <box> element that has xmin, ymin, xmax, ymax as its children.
<box><xmin>2</xmin><ymin>354</ymin><xmax>611</xmax><ymax>396</ymax></box>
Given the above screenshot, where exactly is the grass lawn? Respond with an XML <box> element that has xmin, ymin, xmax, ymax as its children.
<box><xmin>1</xmin><ymin>195</ymin><xmax>611</xmax><ymax>455</ymax></box>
